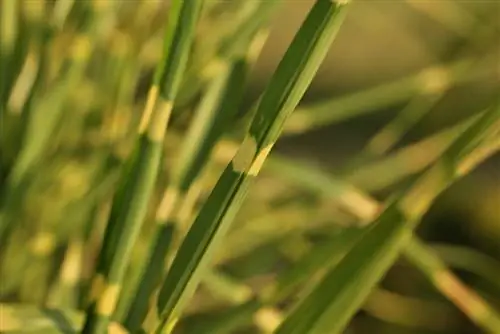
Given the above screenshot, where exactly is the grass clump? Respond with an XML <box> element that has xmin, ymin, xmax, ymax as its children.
<box><xmin>1</xmin><ymin>1</ymin><xmax>499</xmax><ymax>333</ymax></box>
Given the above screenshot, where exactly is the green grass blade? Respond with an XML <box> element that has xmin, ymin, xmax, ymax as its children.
<box><xmin>364</xmin><ymin>94</ymin><xmax>443</xmax><ymax>156</ymax></box>
<box><xmin>120</xmin><ymin>224</ymin><xmax>175</xmax><ymax>332</ymax></box>
<box><xmin>9</xmin><ymin>56</ymin><xmax>89</xmax><ymax>184</ymax></box>
<box><xmin>267</xmin><ymin>228</ymin><xmax>363</xmax><ymax>304</ymax></box>
<box><xmin>217</xmin><ymin>204</ymin><xmax>319</xmax><ymax>264</ymax></box>
<box><xmin>120</xmin><ymin>42</ymin><xmax>259</xmax><ymax>331</ymax></box>
<box><xmin>274</xmin><ymin>105</ymin><xmax>500</xmax><ymax>334</ymax></box>
<box><xmin>262</xmin><ymin>127</ymin><xmax>500</xmax><ymax>331</ymax></box>
<box><xmin>210</xmin><ymin>126</ymin><xmax>498</xmax><ymax>331</ymax></box>
<box><xmin>174</xmin><ymin>225</ymin><xmax>363</xmax><ymax>333</ymax></box>
<box><xmin>81</xmin><ymin>1</ymin><xmax>204</xmax><ymax>332</ymax></box>
<box><xmin>178</xmin><ymin>300</ymin><xmax>261</xmax><ymax>334</ymax></box>
<box><xmin>157</xmin><ymin>0</ymin><xmax>205</xmax><ymax>102</ymax></box>
<box><xmin>358</xmin><ymin>32</ymin><xmax>490</xmax><ymax>158</ymax></box>
<box><xmin>345</xmin><ymin>113</ymin><xmax>479</xmax><ymax>191</ymax></box>
<box><xmin>405</xmin><ymin>238</ymin><xmax>500</xmax><ymax>332</ymax></box>
<box><xmin>0</xmin><ymin>6</ymin><xmax>112</xmax><ymax>241</ymax></box>
<box><xmin>174</xmin><ymin>52</ymin><xmax>252</xmax><ymax>194</ymax></box>
<box><xmin>430</xmin><ymin>243</ymin><xmax>500</xmax><ymax>290</ymax></box>
<box><xmin>152</xmin><ymin>1</ymin><xmax>350</xmax><ymax>332</ymax></box>
<box><xmin>80</xmin><ymin>137</ymin><xmax>164</xmax><ymax>334</ymax></box>
<box><xmin>177</xmin><ymin>0</ymin><xmax>280</xmax><ymax>105</ymax></box>
<box><xmin>284</xmin><ymin>56</ymin><xmax>493</xmax><ymax>135</ymax></box>
<box><xmin>265</xmin><ymin>155</ymin><xmax>379</xmax><ymax>222</ymax></box>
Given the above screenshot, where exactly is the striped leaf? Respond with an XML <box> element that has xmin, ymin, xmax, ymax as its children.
<box><xmin>152</xmin><ymin>1</ymin><xmax>350</xmax><ymax>332</ymax></box>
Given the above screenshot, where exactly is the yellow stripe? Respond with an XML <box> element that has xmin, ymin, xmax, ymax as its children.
<box><xmin>108</xmin><ymin>321</ymin><xmax>129</xmax><ymax>334</ymax></box>
<box><xmin>71</xmin><ymin>35</ymin><xmax>92</xmax><ymax>61</ymax></box>
<box><xmin>96</xmin><ymin>283</ymin><xmax>121</xmax><ymax>316</ymax></box>
<box><xmin>399</xmin><ymin>163</ymin><xmax>448</xmax><ymax>220</ymax></box>
<box><xmin>139</xmin><ymin>86</ymin><xmax>160</xmax><ymax>134</ymax></box>
<box><xmin>232</xmin><ymin>136</ymin><xmax>258</xmax><ymax>174</ymax></box>
<box><xmin>61</xmin><ymin>240</ymin><xmax>83</xmax><ymax>285</ymax></box>
<box><xmin>418</xmin><ymin>66</ymin><xmax>450</xmax><ymax>95</ymax></box>
<box><xmin>30</xmin><ymin>232</ymin><xmax>56</xmax><ymax>256</ymax></box>
<box><xmin>232</xmin><ymin>136</ymin><xmax>274</xmax><ymax>176</ymax></box>
<box><xmin>147</xmin><ymin>100</ymin><xmax>173</xmax><ymax>141</ymax></box>
<box><xmin>248</xmin><ymin>143</ymin><xmax>274</xmax><ymax>176</ymax></box>
<box><xmin>0</xmin><ymin>305</ymin><xmax>22</xmax><ymax>331</ymax></box>
<box><xmin>156</xmin><ymin>186</ymin><xmax>180</xmax><ymax>222</ymax></box>
<box><xmin>433</xmin><ymin>271</ymin><xmax>488</xmax><ymax>322</ymax></box>
<box><xmin>89</xmin><ymin>274</ymin><xmax>106</xmax><ymax>304</ymax></box>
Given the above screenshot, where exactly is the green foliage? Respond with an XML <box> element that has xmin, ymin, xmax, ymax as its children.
<box><xmin>1</xmin><ymin>1</ymin><xmax>499</xmax><ymax>334</ymax></box>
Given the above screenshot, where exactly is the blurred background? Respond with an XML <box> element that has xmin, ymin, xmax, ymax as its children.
<box><xmin>0</xmin><ymin>1</ymin><xmax>499</xmax><ymax>333</ymax></box>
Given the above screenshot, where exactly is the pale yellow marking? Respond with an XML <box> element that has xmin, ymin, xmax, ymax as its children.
<box><xmin>400</xmin><ymin>163</ymin><xmax>448</xmax><ymax>220</ymax></box>
<box><xmin>419</xmin><ymin>66</ymin><xmax>450</xmax><ymax>95</ymax></box>
<box><xmin>147</xmin><ymin>100</ymin><xmax>173</xmax><ymax>141</ymax></box>
<box><xmin>61</xmin><ymin>240</ymin><xmax>83</xmax><ymax>285</ymax></box>
<box><xmin>247</xmin><ymin>30</ymin><xmax>269</xmax><ymax>63</ymax></box>
<box><xmin>176</xmin><ymin>182</ymin><xmax>202</xmax><ymax>223</ymax></box>
<box><xmin>233</xmin><ymin>286</ymin><xmax>253</xmax><ymax>304</ymax></box>
<box><xmin>164</xmin><ymin>317</ymin><xmax>179</xmax><ymax>334</ymax></box>
<box><xmin>89</xmin><ymin>274</ymin><xmax>106</xmax><ymax>303</ymax></box>
<box><xmin>202</xmin><ymin>57</ymin><xmax>227</xmax><ymax>80</ymax></box>
<box><xmin>8</xmin><ymin>51</ymin><xmax>38</xmax><ymax>113</ymax></box>
<box><xmin>156</xmin><ymin>186</ymin><xmax>180</xmax><ymax>222</ymax></box>
<box><xmin>71</xmin><ymin>35</ymin><xmax>92</xmax><ymax>61</ymax></box>
<box><xmin>108</xmin><ymin>321</ymin><xmax>129</xmax><ymax>334</ymax></box>
<box><xmin>59</xmin><ymin>163</ymin><xmax>88</xmax><ymax>198</ymax></box>
<box><xmin>457</xmin><ymin>134</ymin><xmax>500</xmax><ymax>176</ymax></box>
<box><xmin>96</xmin><ymin>283</ymin><xmax>121</xmax><ymax>316</ymax></box>
<box><xmin>22</xmin><ymin>0</ymin><xmax>44</xmax><ymax>22</ymax></box>
<box><xmin>253</xmin><ymin>307</ymin><xmax>283</xmax><ymax>333</ymax></box>
<box><xmin>30</xmin><ymin>232</ymin><xmax>56</xmax><ymax>256</ymax></box>
<box><xmin>0</xmin><ymin>305</ymin><xmax>22</xmax><ymax>331</ymax></box>
<box><xmin>340</xmin><ymin>188</ymin><xmax>380</xmax><ymax>223</ymax></box>
<box><xmin>333</xmin><ymin>0</ymin><xmax>350</xmax><ymax>4</ymax></box>
<box><xmin>367</xmin><ymin>130</ymin><xmax>398</xmax><ymax>155</ymax></box>
<box><xmin>92</xmin><ymin>0</ymin><xmax>111</xmax><ymax>12</ymax></box>
<box><xmin>364</xmin><ymin>289</ymin><xmax>452</xmax><ymax>329</ymax></box>
<box><xmin>248</xmin><ymin>143</ymin><xmax>274</xmax><ymax>176</ymax></box>
<box><xmin>232</xmin><ymin>136</ymin><xmax>258</xmax><ymax>174</ymax></box>
<box><xmin>139</xmin><ymin>86</ymin><xmax>160</xmax><ymax>134</ymax></box>
<box><xmin>285</xmin><ymin>112</ymin><xmax>312</xmax><ymax>134</ymax></box>
<box><xmin>214</xmin><ymin>140</ymin><xmax>239</xmax><ymax>163</ymax></box>
<box><xmin>434</xmin><ymin>271</ymin><xmax>489</xmax><ymax>322</ymax></box>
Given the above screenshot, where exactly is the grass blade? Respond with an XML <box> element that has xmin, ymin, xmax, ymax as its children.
<box><xmin>274</xmin><ymin>104</ymin><xmax>500</xmax><ymax>334</ymax></box>
<box><xmin>81</xmin><ymin>1</ymin><xmax>204</xmax><ymax>332</ymax></box>
<box><xmin>152</xmin><ymin>1</ymin><xmax>350</xmax><ymax>332</ymax></box>
<box><xmin>177</xmin><ymin>0</ymin><xmax>280</xmax><ymax>105</ymax></box>
<box><xmin>430</xmin><ymin>244</ymin><xmax>500</xmax><ymax>290</ymax></box>
<box><xmin>283</xmin><ymin>56</ymin><xmax>493</xmax><ymax>135</ymax></box>
<box><xmin>345</xmin><ymin>113</ymin><xmax>480</xmax><ymax>191</ymax></box>
<box><xmin>405</xmin><ymin>238</ymin><xmax>500</xmax><ymax>332</ymax></box>
<box><xmin>120</xmin><ymin>33</ymin><xmax>262</xmax><ymax>331</ymax></box>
